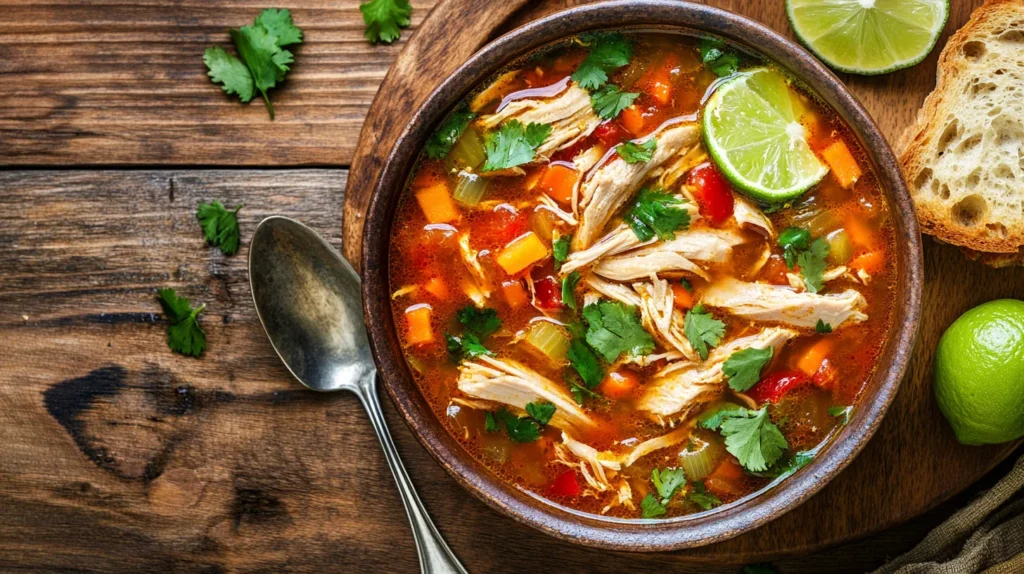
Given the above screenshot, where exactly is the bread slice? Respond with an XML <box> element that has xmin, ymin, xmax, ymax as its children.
<box><xmin>900</xmin><ymin>0</ymin><xmax>1024</xmax><ymax>257</ymax></box>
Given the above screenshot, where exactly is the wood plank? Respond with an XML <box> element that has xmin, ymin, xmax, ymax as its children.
<box><xmin>0</xmin><ymin>0</ymin><xmax>438</xmax><ymax>166</ymax></box>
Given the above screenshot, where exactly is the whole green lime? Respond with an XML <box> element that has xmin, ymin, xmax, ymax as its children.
<box><xmin>934</xmin><ymin>299</ymin><xmax>1024</xmax><ymax>445</ymax></box>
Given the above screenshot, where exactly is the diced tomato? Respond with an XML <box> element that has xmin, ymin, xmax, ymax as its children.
<box><xmin>476</xmin><ymin>205</ymin><xmax>529</xmax><ymax>248</ymax></box>
<box><xmin>533</xmin><ymin>275</ymin><xmax>564</xmax><ymax>309</ymax></box>
<box><xmin>593</xmin><ymin>121</ymin><xmax>631</xmax><ymax>147</ymax></box>
<box><xmin>747</xmin><ymin>370</ymin><xmax>810</xmax><ymax>404</ymax></box>
<box><xmin>548</xmin><ymin>470</ymin><xmax>582</xmax><ymax>497</ymax></box>
<box><xmin>687</xmin><ymin>162</ymin><xmax>735</xmax><ymax>226</ymax></box>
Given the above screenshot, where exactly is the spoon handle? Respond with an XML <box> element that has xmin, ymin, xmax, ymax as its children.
<box><xmin>356</xmin><ymin>373</ymin><xmax>469</xmax><ymax>574</ymax></box>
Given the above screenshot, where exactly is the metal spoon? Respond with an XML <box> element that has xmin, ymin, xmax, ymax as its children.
<box><xmin>248</xmin><ymin>216</ymin><xmax>468</xmax><ymax>574</ymax></box>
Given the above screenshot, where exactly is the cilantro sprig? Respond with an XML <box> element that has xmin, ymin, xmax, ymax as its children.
<box><xmin>572</xmin><ymin>33</ymin><xmax>633</xmax><ymax>90</ymax></box>
<box><xmin>704</xmin><ymin>407</ymin><xmax>789</xmax><ymax>472</ymax></box>
<box><xmin>482</xmin><ymin>120</ymin><xmax>552</xmax><ymax>172</ymax></box>
<box><xmin>816</xmin><ymin>319</ymin><xmax>833</xmax><ymax>334</ymax></box>
<box><xmin>777</xmin><ymin>228</ymin><xmax>830</xmax><ymax>293</ymax></box>
<box><xmin>446</xmin><ymin>306</ymin><xmax>502</xmax><ymax>362</ymax></box>
<box><xmin>617</xmin><ymin>138</ymin><xmax>656</xmax><ymax>164</ymax></box>
<box><xmin>491</xmin><ymin>402</ymin><xmax>557</xmax><ymax>443</ymax></box>
<box><xmin>684</xmin><ymin>304</ymin><xmax>725</xmax><ymax>360</ymax></box>
<box><xmin>688</xmin><ymin>481</ymin><xmax>722</xmax><ymax>510</ymax></box>
<box><xmin>591</xmin><ymin>84</ymin><xmax>639</xmax><ymax>120</ymax></box>
<box><xmin>360</xmin><ymin>0</ymin><xmax>412</xmax><ymax>44</ymax></box>
<box><xmin>426</xmin><ymin>105</ymin><xmax>476</xmax><ymax>159</ymax></box>
<box><xmin>157</xmin><ymin>288</ymin><xmax>207</xmax><ymax>357</ymax></box>
<box><xmin>456</xmin><ymin>306</ymin><xmax>501</xmax><ymax>337</ymax></box>
<box><xmin>562</xmin><ymin>271</ymin><xmax>581</xmax><ymax>310</ymax></box>
<box><xmin>553</xmin><ymin>233</ymin><xmax>572</xmax><ymax>271</ymax></box>
<box><xmin>699</xmin><ymin>38</ymin><xmax>739</xmax><ymax>77</ymax></box>
<box><xmin>582</xmin><ymin>301</ymin><xmax>655</xmax><ymax>363</ymax></box>
<box><xmin>642</xmin><ymin>467</ymin><xmax>687</xmax><ymax>518</ymax></box>
<box><xmin>723</xmin><ymin>347</ymin><xmax>774</xmax><ymax>392</ymax></box>
<box><xmin>625</xmin><ymin>189</ymin><xmax>691</xmax><ymax>242</ymax></box>
<box><xmin>196</xmin><ymin>200</ymin><xmax>242</xmax><ymax>256</ymax></box>
<box><xmin>566</xmin><ymin>323</ymin><xmax>604</xmax><ymax>400</ymax></box>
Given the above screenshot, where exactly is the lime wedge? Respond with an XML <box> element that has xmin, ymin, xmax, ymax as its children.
<box><xmin>787</xmin><ymin>0</ymin><xmax>948</xmax><ymax>75</ymax></box>
<box><xmin>701</xmin><ymin>68</ymin><xmax>828</xmax><ymax>204</ymax></box>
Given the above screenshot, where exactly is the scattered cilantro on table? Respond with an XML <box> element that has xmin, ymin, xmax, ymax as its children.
<box><xmin>426</xmin><ymin>105</ymin><xmax>476</xmax><ymax>159</ymax></box>
<box><xmin>157</xmin><ymin>288</ymin><xmax>207</xmax><ymax>357</ymax></box>
<box><xmin>482</xmin><ymin>120</ymin><xmax>552</xmax><ymax>172</ymax></box>
<box><xmin>572</xmin><ymin>32</ymin><xmax>633</xmax><ymax>90</ymax></box>
<box><xmin>816</xmin><ymin>319</ymin><xmax>833</xmax><ymax>334</ymax></box>
<box><xmin>617</xmin><ymin>138</ymin><xmax>656</xmax><ymax>163</ymax></box>
<box><xmin>582</xmin><ymin>301</ymin><xmax>655</xmax><ymax>363</ymax></box>
<box><xmin>687</xmin><ymin>481</ymin><xmax>721</xmax><ymax>510</ymax></box>
<box><xmin>196</xmin><ymin>200</ymin><xmax>242</xmax><ymax>255</ymax></box>
<box><xmin>699</xmin><ymin>38</ymin><xmax>739</xmax><ymax>77</ymax></box>
<box><xmin>723</xmin><ymin>347</ymin><xmax>774</xmax><ymax>392</ymax></box>
<box><xmin>203</xmin><ymin>9</ymin><xmax>303</xmax><ymax>119</ymax></box>
<box><xmin>684</xmin><ymin>304</ymin><xmax>725</xmax><ymax>360</ymax></box>
<box><xmin>590</xmin><ymin>84</ymin><xmax>640</xmax><ymax>120</ymax></box>
<box><xmin>625</xmin><ymin>189</ymin><xmax>691</xmax><ymax>242</ymax></box>
<box><xmin>562</xmin><ymin>271</ymin><xmax>581</xmax><ymax>310</ymax></box>
<box><xmin>360</xmin><ymin>0</ymin><xmax>412</xmax><ymax>44</ymax></box>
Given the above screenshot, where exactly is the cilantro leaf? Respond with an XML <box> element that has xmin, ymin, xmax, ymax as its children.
<box><xmin>778</xmin><ymin>227</ymin><xmax>811</xmax><ymax>269</ymax></box>
<box><xmin>651</xmin><ymin>467</ymin><xmax>686</xmax><ymax>503</ymax></box>
<box><xmin>569</xmin><ymin>381</ymin><xmax>600</xmax><ymax>405</ymax></box>
<box><xmin>680</xmin><ymin>277</ymin><xmax>693</xmax><ymax>291</ymax></box>
<box><xmin>482</xmin><ymin>120</ymin><xmax>552</xmax><ymax>172</ymax></box>
<box><xmin>229</xmin><ymin>24</ymin><xmax>293</xmax><ymax>119</ymax></box>
<box><xmin>567</xmin><ymin>336</ymin><xmax>603</xmax><ymax>389</ymax></box>
<box><xmin>553</xmin><ymin>233</ymin><xmax>572</xmax><ymax>270</ymax></box>
<box><xmin>625</xmin><ymin>189</ymin><xmax>691</xmax><ymax>242</ymax></box>
<box><xmin>562</xmin><ymin>271</ymin><xmax>581</xmax><ymax>310</ymax></box>
<box><xmin>255</xmin><ymin>8</ymin><xmax>303</xmax><ymax>46</ymax></box>
<box><xmin>582</xmin><ymin>301</ymin><xmax>655</xmax><ymax>363</ymax></box>
<box><xmin>203</xmin><ymin>47</ymin><xmax>255</xmax><ymax>103</ymax></box>
<box><xmin>688</xmin><ymin>482</ymin><xmax>722</xmax><ymax>510</ymax></box>
<box><xmin>617</xmin><ymin>138</ymin><xmax>656</xmax><ymax>163</ymax></box>
<box><xmin>572</xmin><ymin>33</ymin><xmax>633</xmax><ymax>90</ymax></box>
<box><xmin>360</xmin><ymin>0</ymin><xmax>412</xmax><ymax>44</ymax></box>
<box><xmin>157</xmin><ymin>288</ymin><xmax>207</xmax><ymax>357</ymax></box>
<box><xmin>426</xmin><ymin>105</ymin><xmax>476</xmax><ymax>159</ymax></box>
<box><xmin>525</xmin><ymin>401</ymin><xmax>556</xmax><ymax>425</ymax></box>
<box><xmin>723</xmin><ymin>347</ymin><xmax>774</xmax><ymax>392</ymax></box>
<box><xmin>591</xmin><ymin>84</ymin><xmax>640</xmax><ymax>120</ymax></box>
<box><xmin>718</xmin><ymin>408</ymin><xmax>789</xmax><ymax>472</ymax></box>
<box><xmin>196</xmin><ymin>200</ymin><xmax>242</xmax><ymax>255</ymax></box>
<box><xmin>495</xmin><ymin>407</ymin><xmax>541</xmax><ymax>442</ymax></box>
<box><xmin>640</xmin><ymin>493</ymin><xmax>667</xmax><ymax>518</ymax></box>
<box><xmin>797</xmin><ymin>238</ymin><xmax>830</xmax><ymax>293</ymax></box>
<box><xmin>684</xmin><ymin>304</ymin><xmax>725</xmax><ymax>360</ymax></box>
<box><xmin>699</xmin><ymin>404</ymin><xmax>748</xmax><ymax>431</ymax></box>
<box><xmin>828</xmin><ymin>405</ymin><xmax>852</xmax><ymax>426</ymax></box>
<box><xmin>484</xmin><ymin>412</ymin><xmax>498</xmax><ymax>432</ymax></box>
<box><xmin>816</xmin><ymin>319</ymin><xmax>833</xmax><ymax>334</ymax></box>
<box><xmin>456</xmin><ymin>306</ymin><xmax>501</xmax><ymax>337</ymax></box>
<box><xmin>699</xmin><ymin>38</ymin><xmax>739</xmax><ymax>77</ymax></box>
<box><xmin>444</xmin><ymin>332</ymin><xmax>493</xmax><ymax>362</ymax></box>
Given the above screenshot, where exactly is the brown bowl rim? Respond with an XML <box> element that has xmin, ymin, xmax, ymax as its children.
<box><xmin>361</xmin><ymin>0</ymin><xmax>923</xmax><ymax>551</ymax></box>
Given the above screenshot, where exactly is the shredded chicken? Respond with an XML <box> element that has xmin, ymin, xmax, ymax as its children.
<box><xmin>638</xmin><ymin>327</ymin><xmax>799</xmax><ymax>421</ymax></box>
<box><xmin>633</xmin><ymin>277</ymin><xmax>698</xmax><ymax>361</ymax></box>
<box><xmin>659</xmin><ymin>146</ymin><xmax>708</xmax><ymax>192</ymax></box>
<box><xmin>785</xmin><ymin>266</ymin><xmax>850</xmax><ymax>292</ymax></box>
<box><xmin>458</xmin><ymin>233</ymin><xmax>492</xmax><ymax>305</ymax></box>
<box><xmin>470</xmin><ymin>70</ymin><xmax>520</xmax><ymax>112</ymax></box>
<box><xmin>702</xmin><ymin>278</ymin><xmax>868</xmax><ymax>329</ymax></box>
<box><xmin>457</xmin><ymin>356</ymin><xmax>596</xmax><ymax>433</ymax></box>
<box><xmin>592</xmin><ymin>227</ymin><xmax>743</xmax><ymax>281</ymax></box>
<box><xmin>479</xmin><ymin>79</ymin><xmax>601</xmax><ymax>158</ymax></box>
<box><xmin>733</xmin><ymin>195</ymin><xmax>774</xmax><ymax>237</ymax></box>
<box><xmin>582</xmin><ymin>274</ymin><xmax>642</xmax><ymax>307</ymax></box>
<box><xmin>561</xmin><ymin>224</ymin><xmax>651</xmax><ymax>275</ymax></box>
<box><xmin>574</xmin><ymin>123</ymin><xmax>700</xmax><ymax>250</ymax></box>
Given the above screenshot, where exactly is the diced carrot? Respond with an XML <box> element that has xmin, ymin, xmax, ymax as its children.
<box><xmin>599</xmin><ymin>370</ymin><xmax>640</xmax><ymax>399</ymax></box>
<box><xmin>709</xmin><ymin>458</ymin><xmax>745</xmax><ymax>481</ymax></box>
<box><xmin>496</xmin><ymin>232</ymin><xmax>549</xmax><ymax>275</ymax></box>
<box><xmin>404</xmin><ymin>305</ymin><xmax>434</xmax><ymax>345</ymax></box>
<box><xmin>620</xmin><ymin>105</ymin><xmax>645</xmax><ymax>136</ymax></box>
<box><xmin>423</xmin><ymin>277</ymin><xmax>448</xmax><ymax>299</ymax></box>
<box><xmin>415</xmin><ymin>183</ymin><xmax>460</xmax><ymax>224</ymax></box>
<box><xmin>647</xmin><ymin>54</ymin><xmax>679</xmax><ymax>105</ymax></box>
<box><xmin>705</xmin><ymin>459</ymin><xmax>745</xmax><ymax>497</ymax></box>
<box><xmin>821</xmin><ymin>140</ymin><xmax>862</xmax><ymax>189</ymax></box>
<box><xmin>844</xmin><ymin>214</ymin><xmax>876</xmax><ymax>250</ymax></box>
<box><xmin>812</xmin><ymin>358</ymin><xmax>838</xmax><ymax>389</ymax></box>
<box><xmin>671</xmin><ymin>283</ymin><xmax>695</xmax><ymax>310</ymax></box>
<box><xmin>501</xmin><ymin>279</ymin><xmax>529</xmax><ymax>309</ymax></box>
<box><xmin>849</xmin><ymin>250</ymin><xmax>885</xmax><ymax>275</ymax></box>
<box><xmin>537</xmin><ymin>163</ymin><xmax>579</xmax><ymax>205</ymax></box>
<box><xmin>796</xmin><ymin>338</ymin><xmax>836</xmax><ymax>377</ymax></box>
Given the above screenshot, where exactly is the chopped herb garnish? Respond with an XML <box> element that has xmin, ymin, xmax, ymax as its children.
<box><xmin>797</xmin><ymin>238</ymin><xmax>830</xmax><ymax>293</ymax></box>
<box><xmin>680</xmin><ymin>277</ymin><xmax>693</xmax><ymax>292</ymax></box>
<box><xmin>699</xmin><ymin>404</ymin><xmax>747</xmax><ymax>431</ymax></box>
<box><xmin>625</xmin><ymin>189</ymin><xmax>691</xmax><ymax>242</ymax></box>
<box><xmin>716</xmin><ymin>407</ymin><xmax>789</xmax><ymax>472</ymax></box>
<box><xmin>569</xmin><ymin>381</ymin><xmax>601</xmax><ymax>405</ymax></box>
<box><xmin>553</xmin><ymin>233</ymin><xmax>572</xmax><ymax>270</ymax></box>
<box><xmin>617</xmin><ymin>138</ymin><xmax>656</xmax><ymax>163</ymax></box>
<box><xmin>828</xmin><ymin>405</ymin><xmax>852</xmax><ymax>425</ymax></box>
<box><xmin>567</xmin><ymin>324</ymin><xmax>604</xmax><ymax>389</ymax></box>
<box><xmin>699</xmin><ymin>38</ymin><xmax>739</xmax><ymax>77</ymax></box>
<box><xmin>816</xmin><ymin>319</ymin><xmax>833</xmax><ymax>334</ymax></box>
<box><xmin>651</xmin><ymin>467</ymin><xmax>687</xmax><ymax>503</ymax></box>
<box><xmin>684</xmin><ymin>304</ymin><xmax>726</xmax><ymax>360</ymax></box>
<box><xmin>640</xmin><ymin>493</ymin><xmax>667</xmax><ymax>518</ymax></box>
<box><xmin>582</xmin><ymin>301</ymin><xmax>655</xmax><ymax>363</ymax></box>
<box><xmin>456</xmin><ymin>306</ymin><xmax>501</xmax><ymax>337</ymax></box>
<box><xmin>572</xmin><ymin>32</ymin><xmax>633</xmax><ymax>90</ymax></box>
<box><xmin>360</xmin><ymin>0</ymin><xmax>412</xmax><ymax>44</ymax></box>
<box><xmin>525</xmin><ymin>401</ymin><xmax>556</xmax><ymax>426</ymax></box>
<box><xmin>591</xmin><ymin>84</ymin><xmax>640</xmax><ymax>120</ymax></box>
<box><xmin>444</xmin><ymin>332</ymin><xmax>493</xmax><ymax>362</ymax></box>
<box><xmin>484</xmin><ymin>412</ymin><xmax>499</xmax><ymax>432</ymax></box>
<box><xmin>482</xmin><ymin>120</ymin><xmax>552</xmax><ymax>172</ymax></box>
<box><xmin>157</xmin><ymin>288</ymin><xmax>207</xmax><ymax>357</ymax></box>
<box><xmin>426</xmin><ymin>105</ymin><xmax>476</xmax><ymax>159</ymax></box>
<box><xmin>778</xmin><ymin>227</ymin><xmax>811</xmax><ymax>269</ymax></box>
<box><xmin>196</xmin><ymin>200</ymin><xmax>243</xmax><ymax>255</ymax></box>
<box><xmin>723</xmin><ymin>347</ymin><xmax>774</xmax><ymax>392</ymax></box>
<box><xmin>494</xmin><ymin>407</ymin><xmax>541</xmax><ymax>442</ymax></box>
<box><xmin>562</xmin><ymin>271</ymin><xmax>581</xmax><ymax>310</ymax></box>
<box><xmin>688</xmin><ymin>482</ymin><xmax>722</xmax><ymax>510</ymax></box>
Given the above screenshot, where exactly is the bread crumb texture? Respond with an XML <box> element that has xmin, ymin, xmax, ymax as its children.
<box><xmin>901</xmin><ymin>0</ymin><xmax>1024</xmax><ymax>258</ymax></box>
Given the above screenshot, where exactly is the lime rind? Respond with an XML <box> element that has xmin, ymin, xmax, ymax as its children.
<box><xmin>786</xmin><ymin>0</ymin><xmax>949</xmax><ymax>75</ymax></box>
<box><xmin>701</xmin><ymin>68</ymin><xmax>828</xmax><ymax>204</ymax></box>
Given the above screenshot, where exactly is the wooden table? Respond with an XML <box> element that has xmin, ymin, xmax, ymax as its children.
<box><xmin>1</xmin><ymin>1</ymin><xmax>1020</xmax><ymax>572</ymax></box>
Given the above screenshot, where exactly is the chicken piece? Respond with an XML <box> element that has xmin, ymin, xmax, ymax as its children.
<box><xmin>633</xmin><ymin>277</ymin><xmax>699</xmax><ymax>361</ymax></box>
<box><xmin>596</xmin><ymin>251</ymin><xmax>709</xmax><ymax>281</ymax></box>
<box><xmin>702</xmin><ymin>278</ymin><xmax>868</xmax><ymax>329</ymax></box>
<box><xmin>785</xmin><ymin>266</ymin><xmax>850</xmax><ymax>292</ymax></box>
<box><xmin>561</xmin><ymin>224</ymin><xmax>651</xmax><ymax>276</ymax></box>
<box><xmin>457</xmin><ymin>355</ymin><xmax>596</xmax><ymax>433</ymax></box>
<box><xmin>574</xmin><ymin>123</ymin><xmax>700</xmax><ymax>250</ymax></box>
<box><xmin>458</xmin><ymin>233</ymin><xmax>492</xmax><ymax>305</ymax></box>
<box><xmin>618</xmin><ymin>426</ymin><xmax>692</xmax><ymax>467</ymax></box>
<box><xmin>593</xmin><ymin>227</ymin><xmax>742</xmax><ymax>281</ymax></box>
<box><xmin>658</xmin><ymin>146</ymin><xmax>708</xmax><ymax>192</ymax></box>
<box><xmin>638</xmin><ymin>327</ymin><xmax>798</xmax><ymax>421</ymax></box>
<box><xmin>470</xmin><ymin>70</ymin><xmax>520</xmax><ymax>112</ymax></box>
<box><xmin>733</xmin><ymin>195</ymin><xmax>774</xmax><ymax>237</ymax></box>
<box><xmin>582</xmin><ymin>274</ymin><xmax>642</xmax><ymax>307</ymax></box>
<box><xmin>479</xmin><ymin>79</ymin><xmax>601</xmax><ymax>158</ymax></box>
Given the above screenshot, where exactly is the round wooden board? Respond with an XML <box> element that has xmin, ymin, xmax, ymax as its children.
<box><xmin>344</xmin><ymin>0</ymin><xmax>1024</xmax><ymax>562</ymax></box>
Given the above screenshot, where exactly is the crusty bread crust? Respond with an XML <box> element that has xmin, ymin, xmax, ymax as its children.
<box><xmin>900</xmin><ymin>0</ymin><xmax>1024</xmax><ymax>255</ymax></box>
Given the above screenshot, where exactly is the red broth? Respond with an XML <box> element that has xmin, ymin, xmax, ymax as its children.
<box><xmin>388</xmin><ymin>31</ymin><xmax>895</xmax><ymax>519</ymax></box>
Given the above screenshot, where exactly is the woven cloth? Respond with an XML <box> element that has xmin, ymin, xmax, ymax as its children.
<box><xmin>873</xmin><ymin>454</ymin><xmax>1024</xmax><ymax>574</ymax></box>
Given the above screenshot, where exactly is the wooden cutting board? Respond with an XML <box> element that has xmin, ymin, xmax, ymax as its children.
<box><xmin>342</xmin><ymin>0</ymin><xmax>1024</xmax><ymax>561</ymax></box>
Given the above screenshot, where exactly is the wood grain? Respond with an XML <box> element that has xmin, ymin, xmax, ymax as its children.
<box><xmin>0</xmin><ymin>0</ymin><xmax>438</xmax><ymax>166</ymax></box>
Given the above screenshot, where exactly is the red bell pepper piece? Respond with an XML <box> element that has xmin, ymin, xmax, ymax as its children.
<box><xmin>548</xmin><ymin>470</ymin><xmax>582</xmax><ymax>497</ymax></box>
<box><xmin>533</xmin><ymin>275</ymin><xmax>563</xmax><ymax>309</ymax></box>
<box><xmin>688</xmin><ymin>162</ymin><xmax>735</xmax><ymax>226</ymax></box>
<box><xmin>747</xmin><ymin>370</ymin><xmax>810</xmax><ymax>404</ymax></box>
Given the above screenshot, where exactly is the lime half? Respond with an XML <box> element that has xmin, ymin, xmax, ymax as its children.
<box><xmin>787</xmin><ymin>0</ymin><xmax>949</xmax><ymax>75</ymax></box>
<box><xmin>702</xmin><ymin>68</ymin><xmax>828</xmax><ymax>204</ymax></box>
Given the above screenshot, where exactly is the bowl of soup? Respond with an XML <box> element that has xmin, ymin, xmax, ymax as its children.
<box><xmin>361</xmin><ymin>1</ymin><xmax>922</xmax><ymax>550</ymax></box>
